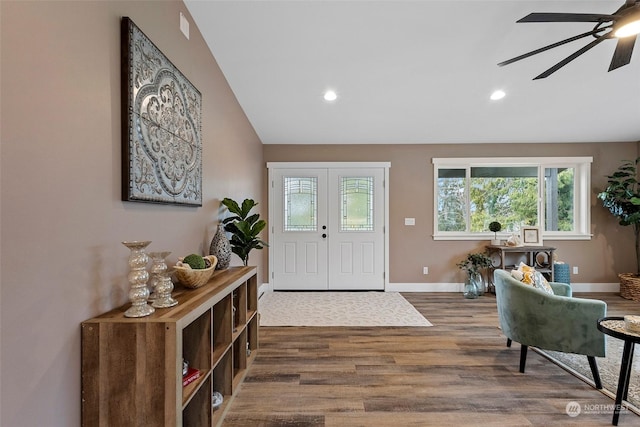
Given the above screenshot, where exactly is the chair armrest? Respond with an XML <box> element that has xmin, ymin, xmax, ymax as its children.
<box><xmin>549</xmin><ymin>281</ymin><xmax>572</xmax><ymax>297</ymax></box>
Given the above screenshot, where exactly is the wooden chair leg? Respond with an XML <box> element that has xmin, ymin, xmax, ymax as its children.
<box><xmin>506</xmin><ymin>338</ymin><xmax>512</xmax><ymax>348</ymax></box>
<box><xmin>588</xmin><ymin>356</ymin><xmax>602</xmax><ymax>389</ymax></box>
<box><xmin>519</xmin><ymin>345</ymin><xmax>528</xmax><ymax>373</ymax></box>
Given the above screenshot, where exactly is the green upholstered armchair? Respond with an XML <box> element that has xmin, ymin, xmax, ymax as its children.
<box><xmin>493</xmin><ymin>269</ymin><xmax>607</xmax><ymax>388</ymax></box>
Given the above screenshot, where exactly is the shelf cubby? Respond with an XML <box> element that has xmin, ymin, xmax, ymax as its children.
<box><xmin>232</xmin><ymin>328</ymin><xmax>248</xmax><ymax>388</ymax></box>
<box><xmin>212</xmin><ymin>349</ymin><xmax>233</xmax><ymax>426</ymax></box>
<box><xmin>183</xmin><ymin>376</ymin><xmax>212</xmax><ymax>427</ymax></box>
<box><xmin>182</xmin><ymin>310</ymin><xmax>212</xmax><ymax>404</ymax></box>
<box><xmin>247</xmin><ymin>314</ymin><xmax>259</xmax><ymax>363</ymax></box>
<box><xmin>212</xmin><ymin>294</ymin><xmax>232</xmax><ymax>364</ymax></box>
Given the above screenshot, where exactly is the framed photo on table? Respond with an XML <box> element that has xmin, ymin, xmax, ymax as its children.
<box><xmin>521</xmin><ymin>226</ymin><xmax>542</xmax><ymax>246</ymax></box>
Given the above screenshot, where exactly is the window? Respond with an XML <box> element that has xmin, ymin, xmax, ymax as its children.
<box><xmin>433</xmin><ymin>157</ymin><xmax>592</xmax><ymax>240</ymax></box>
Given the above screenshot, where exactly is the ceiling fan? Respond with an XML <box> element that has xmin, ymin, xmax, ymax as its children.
<box><xmin>498</xmin><ymin>0</ymin><xmax>640</xmax><ymax>79</ymax></box>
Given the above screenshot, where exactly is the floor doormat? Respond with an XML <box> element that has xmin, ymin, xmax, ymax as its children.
<box><xmin>535</xmin><ymin>340</ymin><xmax>640</xmax><ymax>413</ymax></box>
<box><xmin>259</xmin><ymin>291</ymin><xmax>433</xmax><ymax>327</ymax></box>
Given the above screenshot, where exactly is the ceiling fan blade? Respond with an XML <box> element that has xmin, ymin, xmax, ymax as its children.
<box><xmin>517</xmin><ymin>13</ymin><xmax>616</xmax><ymax>23</ymax></box>
<box><xmin>610</xmin><ymin>0</ymin><xmax>638</xmax><ymax>16</ymax></box>
<box><xmin>609</xmin><ymin>35</ymin><xmax>637</xmax><ymax>71</ymax></box>
<box><xmin>498</xmin><ymin>26</ymin><xmax>611</xmax><ymax>67</ymax></box>
<box><xmin>534</xmin><ymin>32</ymin><xmax>612</xmax><ymax>79</ymax></box>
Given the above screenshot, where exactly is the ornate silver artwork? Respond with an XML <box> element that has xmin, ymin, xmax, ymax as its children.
<box><xmin>121</xmin><ymin>17</ymin><xmax>202</xmax><ymax>206</ymax></box>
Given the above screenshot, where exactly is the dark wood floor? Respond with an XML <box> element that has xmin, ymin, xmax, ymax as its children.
<box><xmin>222</xmin><ymin>292</ymin><xmax>640</xmax><ymax>426</ymax></box>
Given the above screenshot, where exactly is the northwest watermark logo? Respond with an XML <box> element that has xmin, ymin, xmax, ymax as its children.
<box><xmin>566</xmin><ymin>401</ymin><xmax>628</xmax><ymax>417</ymax></box>
<box><xmin>566</xmin><ymin>401</ymin><xmax>581</xmax><ymax>417</ymax></box>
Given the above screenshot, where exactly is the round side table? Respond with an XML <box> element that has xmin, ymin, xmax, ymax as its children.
<box><xmin>597</xmin><ymin>317</ymin><xmax>640</xmax><ymax>426</ymax></box>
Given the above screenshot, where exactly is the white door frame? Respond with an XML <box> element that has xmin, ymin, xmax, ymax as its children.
<box><xmin>267</xmin><ymin>162</ymin><xmax>391</xmax><ymax>291</ymax></box>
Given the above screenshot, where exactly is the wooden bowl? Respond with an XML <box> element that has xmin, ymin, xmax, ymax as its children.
<box><xmin>174</xmin><ymin>255</ymin><xmax>218</xmax><ymax>288</ymax></box>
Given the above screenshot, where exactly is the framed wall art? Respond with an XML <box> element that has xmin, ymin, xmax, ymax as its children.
<box><xmin>121</xmin><ymin>17</ymin><xmax>202</xmax><ymax>206</ymax></box>
<box><xmin>520</xmin><ymin>226</ymin><xmax>543</xmax><ymax>246</ymax></box>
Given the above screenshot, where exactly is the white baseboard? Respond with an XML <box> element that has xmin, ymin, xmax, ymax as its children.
<box><xmin>570</xmin><ymin>282</ymin><xmax>619</xmax><ymax>293</ymax></box>
<box><xmin>258</xmin><ymin>283</ymin><xmax>271</xmax><ymax>298</ymax></box>
<box><xmin>387</xmin><ymin>282</ymin><xmax>620</xmax><ymax>293</ymax></box>
<box><xmin>260</xmin><ymin>282</ymin><xmax>620</xmax><ymax>293</ymax></box>
<box><xmin>385</xmin><ymin>283</ymin><xmax>465</xmax><ymax>292</ymax></box>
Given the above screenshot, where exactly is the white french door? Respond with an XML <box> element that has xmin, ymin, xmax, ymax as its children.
<box><xmin>327</xmin><ymin>168</ymin><xmax>385</xmax><ymax>289</ymax></box>
<box><xmin>270</xmin><ymin>168</ymin><xmax>329</xmax><ymax>290</ymax></box>
<box><xmin>268</xmin><ymin>163</ymin><xmax>389</xmax><ymax>291</ymax></box>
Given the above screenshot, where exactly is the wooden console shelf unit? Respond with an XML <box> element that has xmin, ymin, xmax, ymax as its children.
<box><xmin>81</xmin><ymin>266</ymin><xmax>258</xmax><ymax>427</ymax></box>
<box><xmin>486</xmin><ymin>245</ymin><xmax>556</xmax><ymax>293</ymax></box>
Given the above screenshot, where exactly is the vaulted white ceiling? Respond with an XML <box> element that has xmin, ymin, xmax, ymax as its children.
<box><xmin>185</xmin><ymin>0</ymin><xmax>640</xmax><ymax>144</ymax></box>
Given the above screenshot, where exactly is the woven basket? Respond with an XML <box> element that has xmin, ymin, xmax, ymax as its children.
<box><xmin>174</xmin><ymin>255</ymin><xmax>218</xmax><ymax>289</ymax></box>
<box><xmin>619</xmin><ymin>273</ymin><xmax>640</xmax><ymax>301</ymax></box>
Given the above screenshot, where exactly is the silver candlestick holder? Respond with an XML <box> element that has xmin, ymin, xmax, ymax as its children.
<box><xmin>148</xmin><ymin>251</ymin><xmax>177</xmax><ymax>309</ymax></box>
<box><xmin>148</xmin><ymin>251</ymin><xmax>171</xmax><ymax>301</ymax></box>
<box><xmin>153</xmin><ymin>271</ymin><xmax>178</xmax><ymax>309</ymax></box>
<box><xmin>122</xmin><ymin>241</ymin><xmax>155</xmax><ymax>318</ymax></box>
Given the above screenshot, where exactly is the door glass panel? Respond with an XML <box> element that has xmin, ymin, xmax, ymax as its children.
<box><xmin>284</xmin><ymin>177</ymin><xmax>317</xmax><ymax>231</ymax></box>
<box><xmin>340</xmin><ymin>177</ymin><xmax>374</xmax><ymax>231</ymax></box>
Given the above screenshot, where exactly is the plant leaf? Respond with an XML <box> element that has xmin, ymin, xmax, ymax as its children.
<box><xmin>222</xmin><ymin>198</ymin><xmax>241</xmax><ymax>215</ymax></box>
<box><xmin>241</xmin><ymin>199</ymin><xmax>257</xmax><ymax>218</ymax></box>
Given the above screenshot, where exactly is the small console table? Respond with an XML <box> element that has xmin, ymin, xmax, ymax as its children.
<box><xmin>81</xmin><ymin>266</ymin><xmax>258</xmax><ymax>426</ymax></box>
<box><xmin>597</xmin><ymin>317</ymin><xmax>640</xmax><ymax>426</ymax></box>
<box><xmin>486</xmin><ymin>245</ymin><xmax>556</xmax><ymax>293</ymax></box>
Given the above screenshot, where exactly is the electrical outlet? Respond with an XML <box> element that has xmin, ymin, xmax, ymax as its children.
<box><xmin>573</xmin><ymin>266</ymin><xmax>579</xmax><ymax>274</ymax></box>
<box><xmin>423</xmin><ymin>266</ymin><xmax>429</xmax><ymax>275</ymax></box>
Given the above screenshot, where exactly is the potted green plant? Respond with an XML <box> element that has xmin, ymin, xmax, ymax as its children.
<box><xmin>489</xmin><ymin>221</ymin><xmax>502</xmax><ymax>246</ymax></box>
<box><xmin>456</xmin><ymin>252</ymin><xmax>492</xmax><ymax>298</ymax></box>
<box><xmin>221</xmin><ymin>198</ymin><xmax>268</xmax><ymax>266</ymax></box>
<box><xmin>457</xmin><ymin>252</ymin><xmax>493</xmax><ymax>276</ymax></box>
<box><xmin>598</xmin><ymin>157</ymin><xmax>640</xmax><ymax>300</ymax></box>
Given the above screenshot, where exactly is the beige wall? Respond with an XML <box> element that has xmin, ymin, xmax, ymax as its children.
<box><xmin>2</xmin><ymin>1</ymin><xmax>638</xmax><ymax>425</ymax></box>
<box><xmin>264</xmin><ymin>142</ymin><xmax>639</xmax><ymax>284</ymax></box>
<box><xmin>1</xmin><ymin>1</ymin><xmax>263</xmax><ymax>426</ymax></box>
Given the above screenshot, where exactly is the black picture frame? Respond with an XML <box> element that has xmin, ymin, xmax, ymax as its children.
<box><xmin>121</xmin><ymin>17</ymin><xmax>202</xmax><ymax>206</ymax></box>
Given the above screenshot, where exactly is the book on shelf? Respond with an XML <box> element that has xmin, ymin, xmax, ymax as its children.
<box><xmin>182</xmin><ymin>367</ymin><xmax>200</xmax><ymax>387</ymax></box>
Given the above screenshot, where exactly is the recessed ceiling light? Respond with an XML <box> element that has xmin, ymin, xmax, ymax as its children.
<box><xmin>490</xmin><ymin>90</ymin><xmax>506</xmax><ymax>101</ymax></box>
<box><xmin>324</xmin><ymin>90</ymin><xmax>337</xmax><ymax>102</ymax></box>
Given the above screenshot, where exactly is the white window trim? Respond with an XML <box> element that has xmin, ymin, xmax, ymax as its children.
<box><xmin>432</xmin><ymin>157</ymin><xmax>593</xmax><ymax>241</ymax></box>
